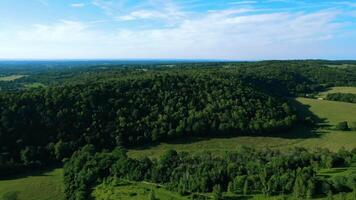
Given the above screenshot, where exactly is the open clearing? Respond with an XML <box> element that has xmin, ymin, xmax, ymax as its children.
<box><xmin>318</xmin><ymin>86</ymin><xmax>356</xmax><ymax>98</ymax></box>
<box><xmin>296</xmin><ymin>97</ymin><xmax>356</xmax><ymax>125</ymax></box>
<box><xmin>24</xmin><ymin>82</ymin><xmax>46</xmax><ymax>89</ymax></box>
<box><xmin>0</xmin><ymin>75</ymin><xmax>26</xmax><ymax>81</ymax></box>
<box><xmin>92</xmin><ymin>180</ymin><xmax>188</xmax><ymax>200</ymax></box>
<box><xmin>0</xmin><ymin>168</ymin><xmax>64</xmax><ymax>200</ymax></box>
<box><xmin>129</xmin><ymin>97</ymin><xmax>356</xmax><ymax>158</ymax></box>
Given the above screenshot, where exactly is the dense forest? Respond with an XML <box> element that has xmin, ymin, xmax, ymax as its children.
<box><xmin>64</xmin><ymin>145</ymin><xmax>356</xmax><ymax>200</ymax></box>
<box><xmin>0</xmin><ymin>71</ymin><xmax>296</xmax><ymax>176</ymax></box>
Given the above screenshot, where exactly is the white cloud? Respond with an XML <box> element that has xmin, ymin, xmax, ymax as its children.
<box><xmin>0</xmin><ymin>8</ymin><xmax>353</xmax><ymax>59</ymax></box>
<box><xmin>92</xmin><ymin>0</ymin><xmax>185</xmax><ymax>21</ymax></box>
<box><xmin>229</xmin><ymin>1</ymin><xmax>257</xmax><ymax>5</ymax></box>
<box><xmin>108</xmin><ymin>10</ymin><xmax>342</xmax><ymax>59</ymax></box>
<box><xmin>117</xmin><ymin>10</ymin><xmax>165</xmax><ymax>21</ymax></box>
<box><xmin>71</xmin><ymin>3</ymin><xmax>86</xmax><ymax>8</ymax></box>
<box><xmin>17</xmin><ymin>20</ymin><xmax>95</xmax><ymax>43</ymax></box>
<box><xmin>116</xmin><ymin>8</ymin><xmax>184</xmax><ymax>21</ymax></box>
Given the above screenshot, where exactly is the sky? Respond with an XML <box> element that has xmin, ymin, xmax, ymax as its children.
<box><xmin>0</xmin><ymin>0</ymin><xmax>356</xmax><ymax>60</ymax></box>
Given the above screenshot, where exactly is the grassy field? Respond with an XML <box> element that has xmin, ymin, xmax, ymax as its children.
<box><xmin>24</xmin><ymin>82</ymin><xmax>46</xmax><ymax>89</ymax></box>
<box><xmin>0</xmin><ymin>168</ymin><xmax>64</xmax><ymax>200</ymax></box>
<box><xmin>129</xmin><ymin>97</ymin><xmax>356</xmax><ymax>158</ymax></box>
<box><xmin>296</xmin><ymin>97</ymin><xmax>356</xmax><ymax>125</ymax></box>
<box><xmin>318</xmin><ymin>86</ymin><xmax>356</xmax><ymax>98</ymax></box>
<box><xmin>92</xmin><ymin>179</ymin><xmax>189</xmax><ymax>200</ymax></box>
<box><xmin>0</xmin><ymin>75</ymin><xmax>26</xmax><ymax>81</ymax></box>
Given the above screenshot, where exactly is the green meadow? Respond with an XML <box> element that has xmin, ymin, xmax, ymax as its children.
<box><xmin>24</xmin><ymin>82</ymin><xmax>46</xmax><ymax>89</ymax></box>
<box><xmin>92</xmin><ymin>179</ymin><xmax>189</xmax><ymax>200</ymax></box>
<box><xmin>0</xmin><ymin>168</ymin><xmax>64</xmax><ymax>200</ymax></box>
<box><xmin>296</xmin><ymin>97</ymin><xmax>356</xmax><ymax>125</ymax></box>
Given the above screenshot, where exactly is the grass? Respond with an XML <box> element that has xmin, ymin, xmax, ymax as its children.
<box><xmin>0</xmin><ymin>168</ymin><xmax>64</xmax><ymax>200</ymax></box>
<box><xmin>0</xmin><ymin>75</ymin><xmax>26</xmax><ymax>81</ymax></box>
<box><xmin>318</xmin><ymin>86</ymin><xmax>356</xmax><ymax>98</ymax></box>
<box><xmin>296</xmin><ymin>97</ymin><xmax>356</xmax><ymax>126</ymax></box>
<box><xmin>318</xmin><ymin>166</ymin><xmax>356</xmax><ymax>178</ymax></box>
<box><xmin>92</xmin><ymin>179</ymin><xmax>189</xmax><ymax>200</ymax></box>
<box><xmin>129</xmin><ymin>97</ymin><xmax>356</xmax><ymax>158</ymax></box>
<box><xmin>24</xmin><ymin>82</ymin><xmax>46</xmax><ymax>89</ymax></box>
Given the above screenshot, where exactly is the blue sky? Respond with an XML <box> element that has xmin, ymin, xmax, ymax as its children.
<box><xmin>0</xmin><ymin>0</ymin><xmax>355</xmax><ymax>60</ymax></box>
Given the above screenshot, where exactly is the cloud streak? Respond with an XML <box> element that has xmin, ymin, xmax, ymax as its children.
<box><xmin>0</xmin><ymin>0</ymin><xmax>355</xmax><ymax>59</ymax></box>
<box><xmin>71</xmin><ymin>3</ymin><xmax>86</xmax><ymax>8</ymax></box>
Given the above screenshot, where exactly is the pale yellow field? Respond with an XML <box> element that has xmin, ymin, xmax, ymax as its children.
<box><xmin>0</xmin><ymin>75</ymin><xmax>26</xmax><ymax>81</ymax></box>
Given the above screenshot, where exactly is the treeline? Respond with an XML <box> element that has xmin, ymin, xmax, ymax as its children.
<box><xmin>232</xmin><ymin>62</ymin><xmax>356</xmax><ymax>96</ymax></box>
<box><xmin>64</xmin><ymin>146</ymin><xmax>356</xmax><ymax>200</ymax></box>
<box><xmin>0</xmin><ymin>72</ymin><xmax>296</xmax><ymax>177</ymax></box>
<box><xmin>326</xmin><ymin>93</ymin><xmax>356</xmax><ymax>103</ymax></box>
<box><xmin>3</xmin><ymin>60</ymin><xmax>356</xmax><ymax>95</ymax></box>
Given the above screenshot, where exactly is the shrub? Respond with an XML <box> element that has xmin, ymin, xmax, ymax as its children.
<box><xmin>2</xmin><ymin>191</ymin><xmax>19</xmax><ymax>200</ymax></box>
<box><xmin>335</xmin><ymin>122</ymin><xmax>349</xmax><ymax>131</ymax></box>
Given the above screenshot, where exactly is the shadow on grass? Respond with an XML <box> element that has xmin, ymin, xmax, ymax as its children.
<box><xmin>1</xmin><ymin>191</ymin><xmax>20</xmax><ymax>200</ymax></box>
<box><xmin>0</xmin><ymin>164</ymin><xmax>62</xmax><ymax>181</ymax></box>
<box><xmin>288</xmin><ymin>98</ymin><xmax>331</xmax><ymax>128</ymax></box>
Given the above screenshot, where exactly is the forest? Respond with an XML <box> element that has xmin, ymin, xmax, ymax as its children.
<box><xmin>64</xmin><ymin>145</ymin><xmax>356</xmax><ymax>200</ymax></box>
<box><xmin>0</xmin><ymin>69</ymin><xmax>297</xmax><ymax>176</ymax></box>
<box><xmin>0</xmin><ymin>60</ymin><xmax>356</xmax><ymax>199</ymax></box>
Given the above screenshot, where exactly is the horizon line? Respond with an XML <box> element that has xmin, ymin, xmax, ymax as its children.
<box><xmin>0</xmin><ymin>58</ymin><xmax>355</xmax><ymax>62</ymax></box>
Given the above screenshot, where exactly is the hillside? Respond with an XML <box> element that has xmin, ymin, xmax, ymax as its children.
<box><xmin>0</xmin><ymin>61</ymin><xmax>355</xmax><ymax>200</ymax></box>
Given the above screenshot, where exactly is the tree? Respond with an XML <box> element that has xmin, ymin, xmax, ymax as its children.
<box><xmin>212</xmin><ymin>184</ymin><xmax>223</xmax><ymax>200</ymax></box>
<box><xmin>336</xmin><ymin>122</ymin><xmax>349</xmax><ymax>131</ymax></box>
<box><xmin>306</xmin><ymin>179</ymin><xmax>315</xmax><ymax>199</ymax></box>
<box><xmin>327</xmin><ymin>190</ymin><xmax>334</xmax><ymax>200</ymax></box>
<box><xmin>243</xmin><ymin>179</ymin><xmax>249</xmax><ymax>195</ymax></box>
<box><xmin>54</xmin><ymin>140</ymin><xmax>72</xmax><ymax>160</ymax></box>
<box><xmin>338</xmin><ymin>192</ymin><xmax>346</xmax><ymax>200</ymax></box>
<box><xmin>293</xmin><ymin>171</ymin><xmax>306</xmax><ymax>198</ymax></box>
